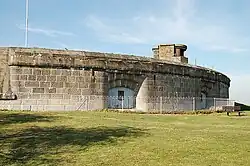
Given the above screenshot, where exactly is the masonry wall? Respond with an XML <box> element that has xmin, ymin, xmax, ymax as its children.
<box><xmin>0</xmin><ymin>65</ymin><xmax>230</xmax><ymax>111</ymax></box>
<box><xmin>0</xmin><ymin>47</ymin><xmax>231</xmax><ymax>111</ymax></box>
<box><xmin>138</xmin><ymin>73</ymin><xmax>208</xmax><ymax>111</ymax></box>
<box><xmin>0</xmin><ymin>66</ymin><xmax>107</xmax><ymax>111</ymax></box>
<box><xmin>0</xmin><ymin>48</ymin><xmax>9</xmax><ymax>94</ymax></box>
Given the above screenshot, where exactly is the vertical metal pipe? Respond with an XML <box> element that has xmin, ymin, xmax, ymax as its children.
<box><xmin>25</xmin><ymin>0</ymin><xmax>29</xmax><ymax>47</ymax></box>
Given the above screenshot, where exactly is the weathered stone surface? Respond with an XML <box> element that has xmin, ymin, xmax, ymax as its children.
<box><xmin>28</xmin><ymin>75</ymin><xmax>36</xmax><ymax>81</ymax></box>
<box><xmin>51</xmin><ymin>82</ymin><xmax>63</xmax><ymax>88</ymax></box>
<box><xmin>25</xmin><ymin>81</ymin><xmax>39</xmax><ymax>87</ymax></box>
<box><xmin>0</xmin><ymin>44</ymin><xmax>231</xmax><ymax>111</ymax></box>
<box><xmin>29</xmin><ymin>94</ymin><xmax>41</xmax><ymax>99</ymax></box>
<box><xmin>51</xmin><ymin>94</ymin><xmax>64</xmax><ymax>99</ymax></box>
<box><xmin>33</xmin><ymin>68</ymin><xmax>42</xmax><ymax>75</ymax></box>
<box><xmin>33</xmin><ymin>88</ymin><xmax>44</xmax><ymax>93</ymax></box>
<box><xmin>42</xmin><ymin>69</ymin><xmax>50</xmax><ymax>75</ymax></box>
<box><xmin>68</xmin><ymin>88</ymin><xmax>81</xmax><ymax>95</ymax></box>
<box><xmin>37</xmin><ymin>75</ymin><xmax>46</xmax><ymax>81</ymax></box>
<box><xmin>20</xmin><ymin>75</ymin><xmax>28</xmax><ymax>80</ymax></box>
<box><xmin>23</xmin><ymin>68</ymin><xmax>32</xmax><ymax>75</ymax></box>
<box><xmin>45</xmin><ymin>88</ymin><xmax>56</xmax><ymax>94</ymax></box>
<box><xmin>47</xmin><ymin>76</ymin><xmax>56</xmax><ymax>82</ymax></box>
<box><xmin>40</xmin><ymin>82</ymin><xmax>50</xmax><ymax>88</ymax></box>
<box><xmin>56</xmin><ymin>76</ymin><xmax>67</xmax><ymax>82</ymax></box>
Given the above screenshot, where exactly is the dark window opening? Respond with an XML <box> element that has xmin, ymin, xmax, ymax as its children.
<box><xmin>118</xmin><ymin>90</ymin><xmax>124</xmax><ymax>101</ymax></box>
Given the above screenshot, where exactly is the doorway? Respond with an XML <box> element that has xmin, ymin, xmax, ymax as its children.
<box><xmin>108</xmin><ymin>87</ymin><xmax>135</xmax><ymax>109</ymax></box>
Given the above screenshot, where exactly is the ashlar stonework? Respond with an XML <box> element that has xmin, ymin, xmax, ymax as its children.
<box><xmin>0</xmin><ymin>44</ymin><xmax>230</xmax><ymax>111</ymax></box>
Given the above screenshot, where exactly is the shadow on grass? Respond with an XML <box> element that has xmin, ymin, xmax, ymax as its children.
<box><xmin>1</xmin><ymin>126</ymin><xmax>148</xmax><ymax>165</ymax></box>
<box><xmin>0</xmin><ymin>112</ymin><xmax>54</xmax><ymax>125</ymax></box>
<box><xmin>230</xmin><ymin>114</ymin><xmax>248</xmax><ymax>117</ymax></box>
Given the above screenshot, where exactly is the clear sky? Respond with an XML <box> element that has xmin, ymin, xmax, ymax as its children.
<box><xmin>0</xmin><ymin>0</ymin><xmax>249</xmax><ymax>104</ymax></box>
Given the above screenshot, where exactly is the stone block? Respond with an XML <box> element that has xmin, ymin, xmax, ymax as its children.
<box><xmin>10</xmin><ymin>67</ymin><xmax>22</xmax><ymax>75</ymax></box>
<box><xmin>79</xmin><ymin>71</ymin><xmax>86</xmax><ymax>76</ymax></box>
<box><xmin>28</xmin><ymin>75</ymin><xmax>36</xmax><ymax>81</ymax></box>
<box><xmin>63</xmin><ymin>94</ymin><xmax>71</xmax><ymax>99</ymax></box>
<box><xmin>48</xmin><ymin>99</ymin><xmax>61</xmax><ymax>105</ymax></box>
<box><xmin>40</xmin><ymin>82</ymin><xmax>50</xmax><ymax>88</ymax></box>
<box><xmin>60</xmin><ymin>99</ymin><xmax>71</xmax><ymax>105</ymax></box>
<box><xmin>42</xmin><ymin>69</ymin><xmax>51</xmax><ymax>75</ymax></box>
<box><xmin>20</xmin><ymin>75</ymin><xmax>28</xmax><ymax>80</ymax></box>
<box><xmin>95</xmin><ymin>90</ymin><xmax>104</xmax><ymax>95</ymax></box>
<box><xmin>71</xmin><ymin>95</ymin><xmax>81</xmax><ymax>101</ymax></box>
<box><xmin>45</xmin><ymin>88</ymin><xmax>56</xmax><ymax>94</ymax></box>
<box><xmin>8</xmin><ymin>100</ymin><xmax>22</xmax><ymax>105</ymax></box>
<box><xmin>55</xmin><ymin>69</ymin><xmax>62</xmax><ymax>75</ymax></box>
<box><xmin>18</xmin><ymin>93</ymin><xmax>30</xmax><ymax>99</ymax></box>
<box><xmin>67</xmin><ymin>88</ymin><xmax>81</xmax><ymax>95</ymax></box>
<box><xmin>33</xmin><ymin>68</ymin><xmax>42</xmax><ymax>75</ymax></box>
<box><xmin>85</xmin><ymin>71</ymin><xmax>92</xmax><ymax>77</ymax></box>
<box><xmin>40</xmin><ymin>94</ymin><xmax>52</xmax><ymax>99</ymax></box>
<box><xmin>81</xmin><ymin>89</ymin><xmax>91</xmax><ymax>95</ymax></box>
<box><xmin>31</xmin><ymin>105</ymin><xmax>45</xmax><ymax>111</ymax></box>
<box><xmin>23</xmin><ymin>68</ymin><xmax>32</xmax><ymax>75</ymax></box>
<box><xmin>50</xmin><ymin>69</ymin><xmax>57</xmax><ymax>75</ymax></box>
<box><xmin>85</xmin><ymin>77</ymin><xmax>91</xmax><ymax>82</ymax></box>
<box><xmin>33</xmin><ymin>88</ymin><xmax>44</xmax><ymax>93</ymax></box>
<box><xmin>47</xmin><ymin>76</ymin><xmax>56</xmax><ymax>82</ymax></box>
<box><xmin>37</xmin><ymin>75</ymin><xmax>47</xmax><ymax>81</ymax></box>
<box><xmin>11</xmin><ymin>74</ymin><xmax>19</xmax><ymax>80</ymax></box>
<box><xmin>22</xmin><ymin>100</ymin><xmax>37</xmax><ymax>105</ymax></box>
<box><xmin>79</xmin><ymin>83</ymin><xmax>89</xmax><ymax>89</ymax></box>
<box><xmin>72</xmin><ymin>70</ymin><xmax>80</xmax><ymax>76</ymax></box>
<box><xmin>29</xmin><ymin>94</ymin><xmax>41</xmax><ymax>99</ymax></box>
<box><xmin>25</xmin><ymin>81</ymin><xmax>39</xmax><ymax>87</ymax></box>
<box><xmin>64</xmin><ymin>82</ymin><xmax>78</xmax><ymax>88</ymax></box>
<box><xmin>37</xmin><ymin>100</ymin><xmax>49</xmax><ymax>105</ymax></box>
<box><xmin>56</xmin><ymin>76</ymin><xmax>67</xmax><ymax>82</ymax></box>
<box><xmin>51</xmin><ymin>94</ymin><xmax>64</xmax><ymax>99</ymax></box>
<box><xmin>61</xmin><ymin>70</ymin><xmax>71</xmax><ymax>76</ymax></box>
<box><xmin>67</xmin><ymin>76</ymin><xmax>76</xmax><ymax>82</ymax></box>
<box><xmin>76</xmin><ymin>76</ymin><xmax>85</xmax><ymax>82</ymax></box>
<box><xmin>56</xmin><ymin>88</ymin><xmax>66</xmax><ymax>94</ymax></box>
<box><xmin>51</xmin><ymin>82</ymin><xmax>64</xmax><ymax>88</ymax></box>
<box><xmin>19</xmin><ymin>87</ymin><xmax>31</xmax><ymax>93</ymax></box>
<box><xmin>95</xmin><ymin>71</ymin><xmax>104</xmax><ymax>77</ymax></box>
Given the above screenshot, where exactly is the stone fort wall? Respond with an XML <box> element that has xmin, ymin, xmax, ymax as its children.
<box><xmin>0</xmin><ymin>46</ymin><xmax>230</xmax><ymax>111</ymax></box>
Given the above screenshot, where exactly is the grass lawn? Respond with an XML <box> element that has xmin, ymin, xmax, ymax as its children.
<box><xmin>1</xmin><ymin>111</ymin><xmax>250</xmax><ymax>166</ymax></box>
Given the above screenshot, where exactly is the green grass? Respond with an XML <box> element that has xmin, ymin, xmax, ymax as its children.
<box><xmin>1</xmin><ymin>111</ymin><xmax>250</xmax><ymax>166</ymax></box>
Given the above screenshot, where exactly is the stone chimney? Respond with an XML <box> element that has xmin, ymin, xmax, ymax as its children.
<box><xmin>152</xmin><ymin>44</ymin><xmax>188</xmax><ymax>64</ymax></box>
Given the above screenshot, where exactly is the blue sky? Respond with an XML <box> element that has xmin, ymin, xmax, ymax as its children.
<box><xmin>0</xmin><ymin>0</ymin><xmax>250</xmax><ymax>104</ymax></box>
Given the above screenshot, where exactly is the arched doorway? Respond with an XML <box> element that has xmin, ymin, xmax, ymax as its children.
<box><xmin>108</xmin><ymin>87</ymin><xmax>135</xmax><ymax>109</ymax></box>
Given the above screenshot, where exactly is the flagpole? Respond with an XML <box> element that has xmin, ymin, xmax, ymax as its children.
<box><xmin>25</xmin><ymin>0</ymin><xmax>29</xmax><ymax>47</ymax></box>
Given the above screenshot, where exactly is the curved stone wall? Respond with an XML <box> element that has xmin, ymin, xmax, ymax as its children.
<box><xmin>0</xmin><ymin>46</ymin><xmax>230</xmax><ymax>111</ymax></box>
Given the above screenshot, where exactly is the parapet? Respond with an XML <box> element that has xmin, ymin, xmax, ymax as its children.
<box><xmin>152</xmin><ymin>44</ymin><xmax>188</xmax><ymax>64</ymax></box>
